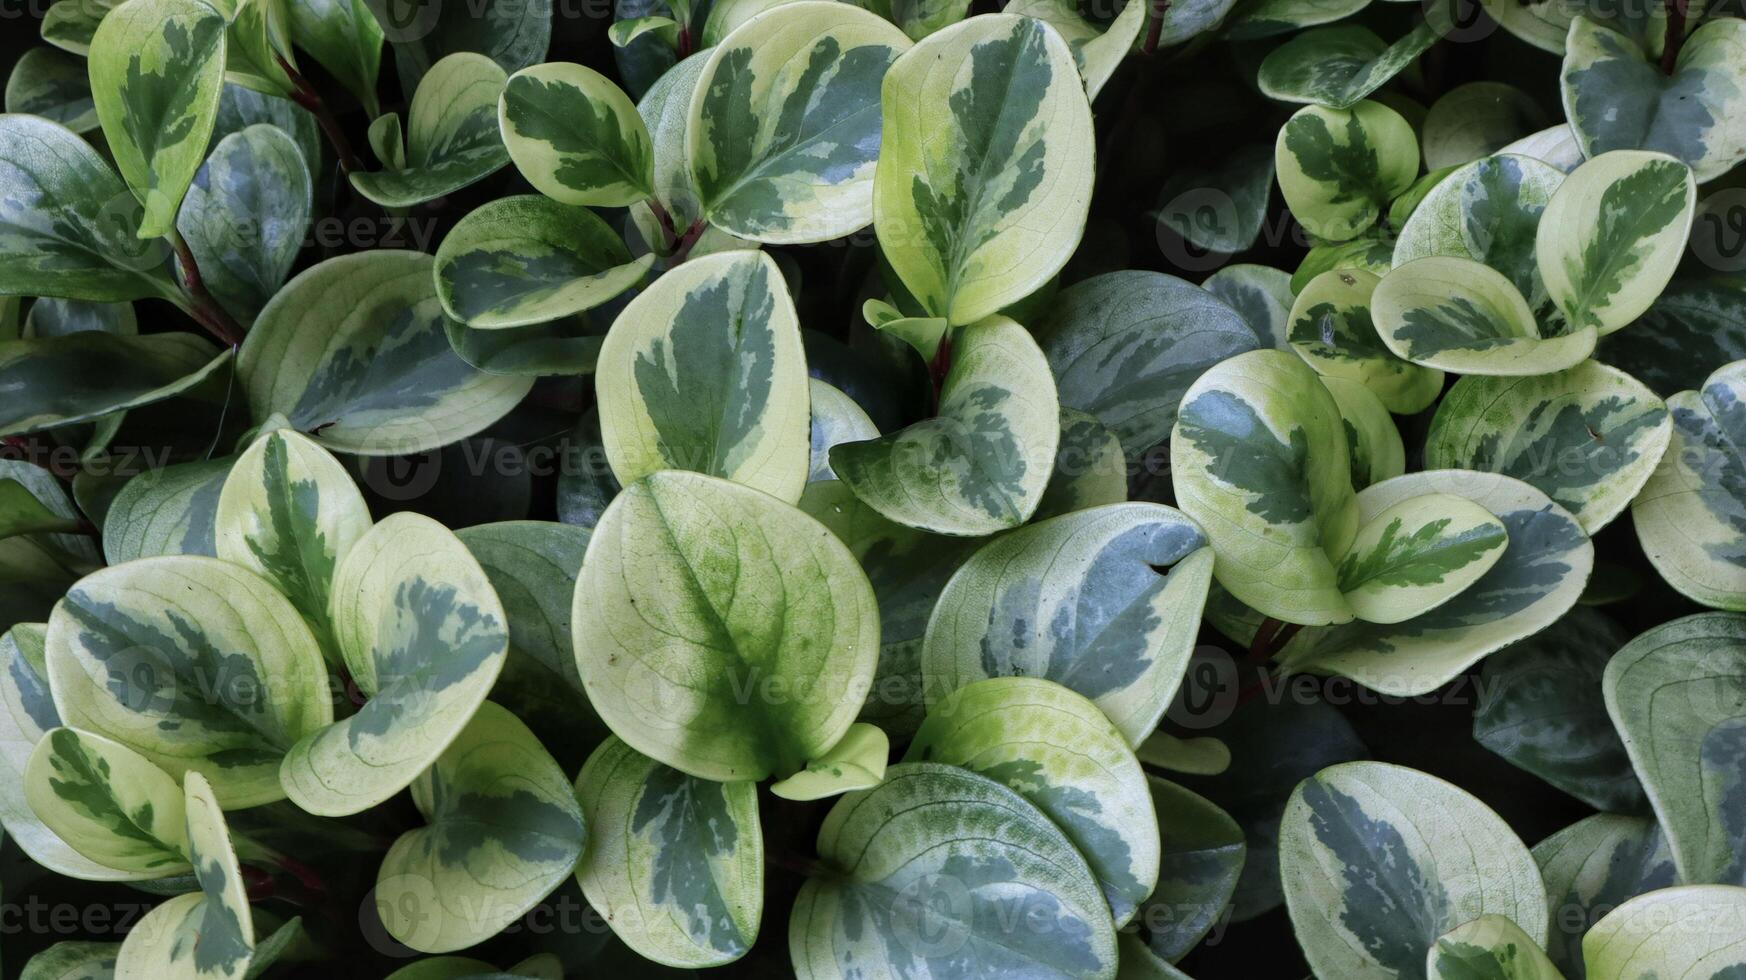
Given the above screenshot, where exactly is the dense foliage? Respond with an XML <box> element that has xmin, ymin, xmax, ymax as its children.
<box><xmin>0</xmin><ymin>0</ymin><xmax>1744</xmax><ymax>976</ymax></box>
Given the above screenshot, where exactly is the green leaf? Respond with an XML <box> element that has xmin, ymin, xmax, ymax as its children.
<box><xmin>1275</xmin><ymin>100</ymin><xmax>1419</xmax><ymax>242</ymax></box>
<box><xmin>1499</xmin><ymin>123</ymin><xmax>1587</xmax><ymax>172</ymax></box>
<box><xmin>349</xmin><ymin>52</ymin><xmax>510</xmax><ymax>208</ymax></box>
<box><xmin>434</xmin><ymin>195</ymin><xmax>654</xmax><ymax>328</ymax></box>
<box><xmin>21</xmin><ymin>941</ymin><xmax>120</xmax><ymax>980</ymax></box>
<box><xmin>24</xmin><ymin>727</ymin><xmax>190</xmax><ymax>877</ymax></box>
<box><xmin>1037</xmin><ymin>408</ymin><xmax>1128</xmax><ymax>519</ymax></box>
<box><xmin>0</xmin><ymin>332</ymin><xmax>232</xmax><ymax>439</ymax></box>
<box><xmin>574</xmin><ymin>735</ymin><xmax>763</xmax><ymax>968</ymax></box>
<box><xmin>874</xmin><ymin>14</ymin><xmax>1094</xmax><ymax>325</ymax></box>
<box><xmin>1170</xmin><ymin>348</ymin><xmax>1359</xmax><ymax>626</ymax></box>
<box><xmin>1002</xmin><ymin>0</ymin><xmax>1145</xmax><ymax>99</ymax></box>
<box><xmin>1562</xmin><ymin>16</ymin><xmax>1746</xmax><ymax>183</ymax></box>
<box><xmin>0</xmin><ymin>480</ymin><xmax>81</xmax><ymax>539</ymax></box>
<box><xmin>1280</xmin><ymin>760</ymin><xmax>1547</xmax><ymax>980</ymax></box>
<box><xmin>1477</xmin><ymin>0</ymin><xmax>1673</xmax><ymax>55</ymax></box>
<box><xmin>921</xmin><ymin>502</ymin><xmax>1212</xmax><ymax>744</ymax></box>
<box><xmin>1427</xmin><ymin>915</ymin><xmax>1564</xmax><ymax>980</ymax></box>
<box><xmin>1473</xmin><ymin>608</ymin><xmax>1644</xmax><ymax>812</ymax></box>
<box><xmin>285</xmin><ymin>0</ymin><xmax>385</xmax><ymax>116</ymax></box>
<box><xmin>1039</xmin><ymin>271</ymin><xmax>1260</xmax><ymax>460</ymax></box>
<box><xmin>1224</xmin><ymin>0</ymin><xmax>1368</xmax><ymax>40</ymax></box>
<box><xmin>596</xmin><ymin>249</ymin><xmax>810</xmax><ymax>502</ymax></box>
<box><xmin>178</xmin><ymin>122</ymin><xmax>312</xmax><ymax>326</ymax></box>
<box><xmin>102</xmin><ymin>457</ymin><xmax>235</xmax><ymax>564</ymax></box>
<box><xmin>238</xmin><ymin>250</ymin><xmax>533</xmax><ymax>455</ymax></box>
<box><xmin>1292</xmin><ymin>231</ymin><xmax>1395</xmax><ymax>294</ymax></box>
<box><xmin>1535</xmin><ymin>150</ymin><xmax>1696</xmax><ymax>336</ymax></box>
<box><xmin>1421</xmin><ymin>81</ymin><xmax>1547</xmax><ymax>172</ymax></box>
<box><xmin>1136</xmin><ymin>731</ymin><xmax>1230</xmax><ymax>776</ymax></box>
<box><xmin>498</xmin><ymin>61</ymin><xmax>654</xmax><ymax>208</ymax></box>
<box><xmin>375</xmin><ymin>701</ymin><xmax>586</xmax><ymax>953</ymax></box>
<box><xmin>1334</xmin><ymin>492</ymin><xmax>1509</xmax><ymax>625</ymax></box>
<box><xmin>1598</xmin><ymin>276</ymin><xmax>1746</xmax><ymax>398</ymax></box>
<box><xmin>218</xmin><ymin>0</ymin><xmax>298</xmax><ymax>98</ymax></box>
<box><xmin>41</xmin><ymin>0</ymin><xmax>124</xmax><ymax>56</ymax></box>
<box><xmin>609</xmin><ymin>16</ymin><xmax>678</xmax><ymax>48</ymax></box>
<box><xmin>1373</xmin><ymin>256</ymin><xmax>1596</xmax><ymax>376</ymax></box>
<box><xmin>1322</xmin><ymin>375</ymin><xmax>1405</xmax><ymax>491</ymax></box>
<box><xmin>363</xmin><ymin>0</ymin><xmax>551</xmax><ymax>97</ymax></box>
<box><xmin>907</xmin><ymin>677</ymin><xmax>1159</xmax><ymax>926</ymax></box>
<box><xmin>1203</xmin><ymin>264</ymin><xmax>1295</xmax><ymax>350</ymax></box>
<box><xmin>1583</xmin><ymin>885</ymin><xmax>1746</xmax><ymax>978</ymax></box>
<box><xmin>575</xmin><ymin>470</ymin><xmax>878</xmax><ymax>782</ymax></box>
<box><xmin>1634</xmin><ymin>358</ymin><xmax>1746</xmax><ymax>610</ymax></box>
<box><xmin>88</xmin><ymin>0</ymin><xmax>228</xmax><ymax>239</ymax></box>
<box><xmin>789</xmin><ymin>762</ymin><xmax>1119</xmax><ymax>980</ymax></box>
<box><xmin>636</xmin><ymin>50</ymin><xmax>711</xmax><ymax>223</ymax></box>
<box><xmin>211</xmin><ymin>82</ymin><xmax>322</xmax><ymax>176</ymax></box>
<box><xmin>688</xmin><ymin>2</ymin><xmax>908</xmax><ymax>243</ymax></box>
<box><xmin>1533</xmin><ymin>814</ymin><xmax>1676</xmax><ymax>978</ymax></box>
<box><xmin>1154</xmin><ymin>144</ymin><xmax>1277</xmax><ymax>256</ymax></box>
<box><xmin>1257</xmin><ymin>22</ymin><xmax>1442</xmax><ymax>110</ymax></box>
<box><xmin>808</xmin><ymin>379</ymin><xmax>878</xmax><ymax>483</ymax></box>
<box><xmin>1287</xmin><ymin>268</ymin><xmax>1444</xmax><ymax>414</ymax></box>
<box><xmin>25</xmin><ymin>299</ymin><xmax>137</xmax><ymax>338</ymax></box>
<box><xmin>1127</xmin><ymin>777</ymin><xmax>1245</xmax><ymax>964</ymax></box>
<box><xmin>832</xmin><ymin>314</ymin><xmax>1060</xmax><ymax>535</ymax></box>
<box><xmin>1604</xmin><ymin>612</ymin><xmax>1746</xmax><ymax>887</ymax></box>
<box><xmin>770</xmin><ymin>721</ymin><xmax>889</xmax><ymax>801</ymax></box>
<box><xmin>6</xmin><ymin>47</ymin><xmax>98</xmax><ymax>132</ymax></box>
<box><xmin>1425</xmin><ymin>360</ymin><xmax>1672</xmax><ymax>534</ymax></box>
<box><xmin>280</xmin><ymin>512</ymin><xmax>509</xmax><ymax>816</ymax></box>
<box><xmin>444</xmin><ymin>314</ymin><xmax>606</xmax><ymax>377</ymax></box>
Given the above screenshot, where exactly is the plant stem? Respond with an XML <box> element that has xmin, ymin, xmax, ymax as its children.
<box><xmin>669</xmin><ymin>218</ymin><xmax>707</xmax><ymax>265</ymax></box>
<box><xmin>276</xmin><ymin>54</ymin><xmax>365</xmax><ymax>175</ymax></box>
<box><xmin>165</xmin><ymin>228</ymin><xmax>245</xmax><ymax>348</ymax></box>
<box><xmin>1660</xmin><ymin>0</ymin><xmax>1690</xmax><ymax>74</ymax></box>
<box><xmin>928</xmin><ymin>330</ymin><xmax>954</xmax><ymax>415</ymax></box>
<box><xmin>1142</xmin><ymin>0</ymin><xmax>1171</xmax><ymax>55</ymax></box>
<box><xmin>646</xmin><ymin>196</ymin><xmax>682</xmax><ymax>253</ymax></box>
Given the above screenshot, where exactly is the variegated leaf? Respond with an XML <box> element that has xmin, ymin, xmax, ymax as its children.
<box><xmin>1292</xmin><ymin>231</ymin><xmax>1394</xmax><ymax>293</ymax></box>
<box><xmin>789</xmin><ymin>762</ymin><xmax>1119</xmax><ymax>980</ymax></box>
<box><xmin>1280</xmin><ymin>760</ymin><xmax>1547</xmax><ymax>980</ymax></box>
<box><xmin>1154</xmin><ymin>144</ymin><xmax>1276</xmax><ymax>256</ymax></box>
<box><xmin>25</xmin><ymin>299</ymin><xmax>137</xmax><ymax>338</ymax></box>
<box><xmin>831</xmin><ymin>314</ymin><xmax>1059</xmax><ymax>535</ymax></box>
<box><xmin>1604</xmin><ymin>612</ymin><xmax>1746</xmax><ymax>887</ymax></box>
<box><xmin>6</xmin><ymin>47</ymin><xmax>98</xmax><ymax>132</ymax></box>
<box><xmin>1373</xmin><ymin>256</ymin><xmax>1596</xmax><ymax>376</ymax></box>
<box><xmin>689</xmin><ymin>2</ymin><xmax>908</xmax><ymax>243</ymax></box>
<box><xmin>46</xmin><ymin>555</ymin><xmax>333</xmax><ymax>808</ymax></box>
<box><xmin>1477</xmin><ymin>0</ymin><xmax>1674</xmax><ymax>55</ymax></box>
<box><xmin>574</xmin><ymin>735</ymin><xmax>763</xmax><ymax>968</ymax></box>
<box><xmin>115</xmin><ymin>772</ymin><xmax>253</xmax><ymax>979</ymax></box>
<box><xmin>1273</xmin><ymin>470</ymin><xmax>1592</xmax><ymax>696</ymax></box>
<box><xmin>874</xmin><ymin>14</ymin><xmax>1094</xmax><ymax>325</ymax></box>
<box><xmin>0</xmin><ymin>332</ymin><xmax>232</xmax><ymax>439</ymax></box>
<box><xmin>498</xmin><ymin>61</ymin><xmax>654</xmax><ymax>208</ymax></box>
<box><xmin>1583</xmin><ymin>885</ymin><xmax>1746</xmax><ymax>979</ymax></box>
<box><xmin>1425</xmin><ymin>360</ymin><xmax>1671</xmax><ymax>534</ymax></box>
<box><xmin>217</xmin><ymin>0</ymin><xmax>298</xmax><ymax>98</ymax></box>
<box><xmin>1499</xmin><ymin>124</ymin><xmax>1587</xmax><ymax>172</ymax></box>
<box><xmin>1600</xmin><ymin>277</ymin><xmax>1746</xmax><ymax>398</ymax></box>
<box><xmin>350</xmin><ymin>52</ymin><xmax>510</xmax><ymax>207</ymax></box>
<box><xmin>1392</xmin><ymin>152</ymin><xmax>1566</xmax><ymax>312</ymax></box>
<box><xmin>1427</xmin><ymin>915</ymin><xmax>1563</xmax><ymax>980</ymax></box>
<box><xmin>596</xmin><ymin>249</ymin><xmax>810</xmax><ymax>502</ymax></box>
<box><xmin>88</xmin><ymin>0</ymin><xmax>227</xmax><ymax>238</ymax></box>
<box><xmin>1257</xmin><ymin>22</ymin><xmax>1443</xmax><ymax>110</ymax></box>
<box><xmin>444</xmin><ymin>314</ymin><xmax>606</xmax><ymax>377</ymax></box>
<box><xmin>921</xmin><ymin>502</ymin><xmax>1212</xmax><ymax>744</ymax></box>
<box><xmin>809</xmin><ymin>379</ymin><xmax>877</xmax><ymax>483</ymax></box>
<box><xmin>1562</xmin><ymin>16</ymin><xmax>1746</xmax><ymax>184</ymax></box>
<box><xmin>210</xmin><ymin>82</ymin><xmax>321</xmax><ymax>175</ymax></box>
<box><xmin>637</xmin><ymin>50</ymin><xmax>710</xmax><ymax>223</ymax></box>
<box><xmin>574</xmin><ymin>471</ymin><xmax>878</xmax><ymax>782</ymax></box>
<box><xmin>102</xmin><ymin>458</ymin><xmax>234</xmax><ymax>564</ymax></box>
<box><xmin>1039</xmin><ymin>271</ymin><xmax>1259</xmax><ymax>460</ymax></box>
<box><xmin>285</xmin><ymin>0</ymin><xmax>385</xmax><ymax>116</ymax></box>
<box><xmin>434</xmin><ymin>195</ymin><xmax>653</xmax><ymax>329</ymax></box>
<box><xmin>1421</xmin><ymin>81</ymin><xmax>1547</xmax><ymax>171</ymax></box>
<box><xmin>363</xmin><ymin>0</ymin><xmax>551</xmax><ymax>97</ymax></box>
<box><xmin>906</xmin><ymin>677</ymin><xmax>1159</xmax><ymax>926</ymax></box>
<box><xmin>1127</xmin><ymin>777</ymin><xmax>1245</xmax><ymax>966</ymax></box>
<box><xmin>24</xmin><ymin>727</ymin><xmax>189</xmax><ymax>877</ymax></box>
<box><xmin>1002</xmin><ymin>0</ymin><xmax>1144</xmax><ymax>99</ymax></box>
<box><xmin>1633</xmin><ymin>359</ymin><xmax>1746</xmax><ymax>610</ymax></box>
<box><xmin>1037</xmin><ymin>408</ymin><xmax>1127</xmax><ymax>519</ymax></box>
<box><xmin>239</xmin><ymin>250</ymin><xmax>532</xmax><ymax>455</ymax></box>
<box><xmin>41</xmin><ymin>0</ymin><xmax>123</xmax><ymax>55</ymax></box>
<box><xmin>1224</xmin><ymin>0</ymin><xmax>1367</xmax><ymax>40</ymax></box>
<box><xmin>1334</xmin><ymin>492</ymin><xmax>1509</xmax><ymax>625</ymax></box>
<box><xmin>770</xmin><ymin>721</ymin><xmax>888</xmax><ymax>801</ymax></box>
<box><xmin>178</xmin><ymin>123</ymin><xmax>311</xmax><ymax>327</ymax></box>
<box><xmin>1274</xmin><ymin>100</ymin><xmax>1419</xmax><ymax>242</ymax></box>
<box><xmin>1321</xmin><ymin>376</ymin><xmax>1404</xmax><ymax>491</ymax></box>
<box><xmin>376</xmin><ymin>701</ymin><xmax>586</xmax><ymax>953</ymax></box>
<box><xmin>1170</xmin><ymin>348</ymin><xmax>1359</xmax><ymax>626</ymax></box>
<box><xmin>280</xmin><ymin>512</ymin><xmax>509</xmax><ymax>816</ymax></box>
<box><xmin>1534</xmin><ymin>814</ymin><xmax>1676</xmax><ymax>978</ymax></box>
<box><xmin>1535</xmin><ymin>150</ymin><xmax>1696</xmax><ymax>335</ymax></box>
<box><xmin>1287</xmin><ymin>269</ymin><xmax>1443</xmax><ymax>414</ymax></box>
<box><xmin>0</xmin><ymin>459</ymin><xmax>99</xmax><ymax>565</ymax></box>
<box><xmin>1202</xmin><ymin>264</ymin><xmax>1294</xmax><ymax>350</ymax></box>
<box><xmin>20</xmin><ymin>941</ymin><xmax>121</xmax><ymax>980</ymax></box>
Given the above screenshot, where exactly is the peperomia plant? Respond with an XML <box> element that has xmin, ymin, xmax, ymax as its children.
<box><xmin>2</xmin><ymin>0</ymin><xmax>1746</xmax><ymax>975</ymax></box>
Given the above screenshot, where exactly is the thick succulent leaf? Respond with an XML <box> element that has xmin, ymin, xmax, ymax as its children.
<box><xmin>1534</xmin><ymin>814</ymin><xmax>1676</xmax><ymax>978</ymax></box>
<box><xmin>574</xmin><ymin>735</ymin><xmax>763</xmax><ymax>968</ymax></box>
<box><xmin>1473</xmin><ymin>608</ymin><xmax>1644</xmax><ymax>812</ymax></box>
<box><xmin>1273</xmin><ymin>470</ymin><xmax>1592</xmax><ymax>696</ymax></box>
<box><xmin>1170</xmin><ymin>348</ymin><xmax>1358</xmax><ymax>626</ymax></box>
<box><xmin>1535</xmin><ymin>150</ymin><xmax>1697</xmax><ymax>335</ymax></box>
<box><xmin>24</xmin><ymin>727</ymin><xmax>189</xmax><ymax>876</ymax></box>
<box><xmin>1274</xmin><ymin>100</ymin><xmax>1419</xmax><ymax>242</ymax></box>
<box><xmin>1202</xmin><ymin>264</ymin><xmax>1294</xmax><ymax>350</ymax></box>
<box><xmin>874</xmin><ymin>14</ymin><xmax>1094</xmax><ymax>325</ymax></box>
<box><xmin>768</xmin><ymin>721</ymin><xmax>889</xmax><ymax>801</ymax></box>
<box><xmin>1280</xmin><ymin>760</ymin><xmax>1547</xmax><ymax>980</ymax></box>
<box><xmin>21</xmin><ymin>941</ymin><xmax>121</xmax><ymax>980</ymax></box>
<box><xmin>1391</xmin><ymin>152</ymin><xmax>1566</xmax><ymax>309</ymax></box>
<box><xmin>177</xmin><ymin>123</ymin><xmax>311</xmax><ymax>327</ymax></box>
<box><xmin>789</xmin><ymin>762</ymin><xmax>1119</xmax><ymax>980</ymax></box>
<box><xmin>596</xmin><ymin>249</ymin><xmax>809</xmax><ymax>501</ymax></box>
<box><xmin>1426</xmin><ymin>915</ymin><xmax>1563</xmax><ymax>980</ymax></box>
<box><xmin>832</xmin><ymin>314</ymin><xmax>1059</xmax><ymax>535</ymax></box>
<box><xmin>906</xmin><ymin>677</ymin><xmax>1159</xmax><ymax>926</ymax></box>
<box><xmin>285</xmin><ymin>0</ymin><xmax>385</xmax><ymax>116</ymax></box>
<box><xmin>1425</xmin><ymin>361</ymin><xmax>1672</xmax><ymax>534</ymax></box>
<box><xmin>574</xmin><ymin>470</ymin><xmax>878</xmax><ymax>782</ymax></box>
<box><xmin>1287</xmin><ymin>269</ymin><xmax>1443</xmax><ymax>414</ymax></box>
<box><xmin>920</xmin><ymin>502</ymin><xmax>1212</xmax><ymax>744</ymax></box>
<box><xmin>6</xmin><ymin>47</ymin><xmax>98</xmax><ymax>132</ymax></box>
<box><xmin>689</xmin><ymin>2</ymin><xmax>908</xmax><ymax>243</ymax></box>
<box><xmin>1599</xmin><ymin>277</ymin><xmax>1746</xmax><ymax>398</ymax></box>
<box><xmin>1604</xmin><ymin>612</ymin><xmax>1746</xmax><ymax>886</ymax></box>
<box><xmin>497</xmin><ymin>62</ymin><xmax>654</xmax><ymax>208</ymax></box>
<box><xmin>218</xmin><ymin>0</ymin><xmax>297</xmax><ymax>98</ymax></box>
<box><xmin>1154</xmin><ymin>144</ymin><xmax>1276</xmax><ymax>256</ymax></box>
<box><xmin>1322</xmin><ymin>376</ymin><xmax>1405</xmax><ymax>491</ymax></box>
<box><xmin>116</xmin><ymin>772</ymin><xmax>253</xmax><ymax>980</ymax></box>
<box><xmin>1037</xmin><ymin>408</ymin><xmax>1127</xmax><ymax>519</ymax></box>
<box><xmin>1373</xmin><ymin>256</ymin><xmax>1596</xmax><ymax>376</ymax></box>
<box><xmin>797</xmin><ymin>479</ymin><xmax>981</xmax><ymax>739</ymax></box>
<box><xmin>1002</xmin><ymin>0</ymin><xmax>1144</xmax><ymax>99</ymax></box>
<box><xmin>376</xmin><ymin>701</ymin><xmax>585</xmax><ymax>953</ymax></box>
<box><xmin>434</xmin><ymin>195</ymin><xmax>652</xmax><ymax>329</ymax></box>
<box><xmin>364</xmin><ymin>0</ymin><xmax>551</xmax><ymax>98</ymax></box>
<box><xmin>88</xmin><ymin>0</ymin><xmax>227</xmax><ymax>238</ymax></box>
<box><xmin>1039</xmin><ymin>271</ymin><xmax>1260</xmax><ymax>460</ymax></box>
<box><xmin>1583</xmin><ymin>885</ymin><xmax>1746</xmax><ymax>978</ymax></box>
<box><xmin>1257</xmin><ymin>22</ymin><xmax>1442</xmax><ymax>110</ymax></box>
<box><xmin>1334</xmin><ymin>492</ymin><xmax>1509</xmax><ymax>625</ymax></box>
<box><xmin>0</xmin><ymin>115</ymin><xmax>179</xmax><ymax>302</ymax></box>
<box><xmin>280</xmin><ymin>512</ymin><xmax>509</xmax><ymax>816</ymax></box>
<box><xmin>0</xmin><ymin>332</ymin><xmax>231</xmax><ymax>439</ymax></box>
<box><xmin>102</xmin><ymin>457</ymin><xmax>234</xmax><ymax>564</ymax></box>
<box><xmin>41</xmin><ymin>0</ymin><xmax>123</xmax><ymax>55</ymax></box>
<box><xmin>809</xmin><ymin>379</ymin><xmax>878</xmax><ymax>482</ymax></box>
<box><xmin>1562</xmin><ymin>17</ymin><xmax>1746</xmax><ymax>184</ymax></box>
<box><xmin>215</xmin><ymin>427</ymin><xmax>370</xmax><ymax>647</ymax></box>
<box><xmin>1633</xmin><ymin>359</ymin><xmax>1746</xmax><ymax>610</ymax></box>
<box><xmin>239</xmin><ymin>250</ymin><xmax>533</xmax><ymax>455</ymax></box>
<box><xmin>349</xmin><ymin>53</ymin><xmax>510</xmax><ymax>207</ymax></box>
<box><xmin>46</xmin><ymin>555</ymin><xmax>333</xmax><ymax>808</ymax></box>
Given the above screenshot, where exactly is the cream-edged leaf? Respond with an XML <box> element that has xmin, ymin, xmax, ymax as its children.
<box><xmin>498</xmin><ymin>61</ymin><xmax>654</xmax><ymax>207</ymax></box>
<box><xmin>350</xmin><ymin>52</ymin><xmax>510</xmax><ymax>207</ymax></box>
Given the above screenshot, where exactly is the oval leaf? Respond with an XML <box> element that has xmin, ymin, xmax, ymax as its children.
<box><xmin>1275</xmin><ymin>100</ymin><xmax>1419</xmax><ymax>242</ymax></box>
<box><xmin>1334</xmin><ymin>492</ymin><xmax>1509</xmax><ymax>625</ymax></box>
<box><xmin>497</xmin><ymin>61</ymin><xmax>654</xmax><ymax>208</ymax></box>
<box><xmin>1583</xmin><ymin>885</ymin><xmax>1746</xmax><ymax>979</ymax></box>
<box><xmin>0</xmin><ymin>332</ymin><xmax>231</xmax><ymax>439</ymax></box>
<box><xmin>350</xmin><ymin>52</ymin><xmax>510</xmax><ymax>208</ymax></box>
<box><xmin>1286</xmin><ymin>268</ymin><xmax>1443</xmax><ymax>414</ymax></box>
<box><xmin>1373</xmin><ymin>255</ymin><xmax>1595</xmax><ymax>376</ymax></box>
<box><xmin>1533</xmin><ymin>813</ymin><xmax>1676</xmax><ymax>977</ymax></box>
<box><xmin>177</xmin><ymin>122</ymin><xmax>313</xmax><ymax>327</ymax></box>
<box><xmin>24</xmin><ymin>727</ymin><xmax>189</xmax><ymax>877</ymax></box>
<box><xmin>1427</xmin><ymin>915</ymin><xmax>1563</xmax><ymax>980</ymax></box>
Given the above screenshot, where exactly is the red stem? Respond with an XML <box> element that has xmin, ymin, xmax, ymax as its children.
<box><xmin>1660</xmin><ymin>0</ymin><xmax>1689</xmax><ymax>74</ymax></box>
<box><xmin>928</xmin><ymin>330</ymin><xmax>954</xmax><ymax>414</ymax></box>
<box><xmin>1142</xmin><ymin>0</ymin><xmax>1170</xmax><ymax>55</ymax></box>
<box><xmin>668</xmin><ymin>219</ymin><xmax>707</xmax><ymax>266</ymax></box>
<box><xmin>168</xmin><ymin>232</ymin><xmax>245</xmax><ymax>348</ymax></box>
<box><xmin>276</xmin><ymin>54</ymin><xmax>364</xmax><ymax>175</ymax></box>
